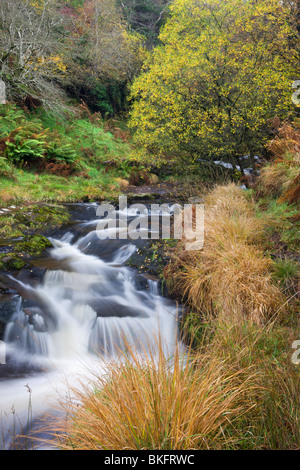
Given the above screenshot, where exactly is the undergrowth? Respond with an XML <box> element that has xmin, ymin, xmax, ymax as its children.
<box><xmin>0</xmin><ymin>103</ymin><xmax>141</xmax><ymax>203</ymax></box>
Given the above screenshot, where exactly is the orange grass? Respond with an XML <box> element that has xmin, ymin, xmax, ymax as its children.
<box><xmin>44</xmin><ymin>342</ymin><xmax>259</xmax><ymax>450</ymax></box>
<box><xmin>208</xmin><ymin>317</ymin><xmax>300</xmax><ymax>449</ymax></box>
<box><xmin>256</xmin><ymin>122</ymin><xmax>300</xmax><ymax>201</ymax></box>
<box><xmin>165</xmin><ymin>184</ymin><xmax>285</xmax><ymax>324</ymax></box>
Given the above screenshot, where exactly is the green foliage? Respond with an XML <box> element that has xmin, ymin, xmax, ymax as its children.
<box><xmin>0</xmin><ymin>103</ymin><xmax>129</xmax><ymax>173</ymax></box>
<box><xmin>0</xmin><ymin>103</ymin><xmax>137</xmax><ymax>205</ymax></box>
<box><xmin>0</xmin><ymin>104</ymin><xmax>26</xmax><ymax>135</ymax></box>
<box><xmin>0</xmin><ymin>114</ymin><xmax>48</xmax><ymax>166</ymax></box>
<box><xmin>79</xmin><ymin>79</ymin><xmax>129</xmax><ymax>117</ymax></box>
<box><xmin>256</xmin><ymin>199</ymin><xmax>300</xmax><ymax>253</ymax></box>
<box><xmin>4</xmin><ymin>134</ymin><xmax>46</xmax><ymax>166</ymax></box>
<box><xmin>90</xmin><ymin>83</ymin><xmax>114</xmax><ymax>116</ymax></box>
<box><xmin>46</xmin><ymin>140</ymin><xmax>77</xmax><ymax>164</ymax></box>
<box><xmin>65</xmin><ymin>0</ymin><xmax>85</xmax><ymax>7</ymax></box>
<box><xmin>0</xmin><ymin>156</ymin><xmax>16</xmax><ymax>179</ymax></box>
<box><xmin>59</xmin><ymin>118</ymin><xmax>133</xmax><ymax>167</ymax></box>
<box><xmin>272</xmin><ymin>258</ymin><xmax>300</xmax><ymax>289</ymax></box>
<box><xmin>180</xmin><ymin>311</ymin><xmax>211</xmax><ymax>350</ymax></box>
<box><xmin>129</xmin><ymin>0</ymin><xmax>297</xmax><ymax>167</ymax></box>
<box><xmin>0</xmin><ymin>106</ymin><xmax>77</xmax><ymax>167</ymax></box>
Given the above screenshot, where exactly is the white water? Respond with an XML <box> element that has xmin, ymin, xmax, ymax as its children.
<box><xmin>0</xmin><ymin>204</ymin><xmax>182</xmax><ymax>449</ymax></box>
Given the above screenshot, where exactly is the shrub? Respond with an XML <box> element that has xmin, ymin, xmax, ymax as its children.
<box><xmin>1</xmin><ymin>115</ymin><xmax>78</xmax><ymax>170</ymax></box>
<box><xmin>2</xmin><ymin>122</ymin><xmax>47</xmax><ymax>167</ymax></box>
<box><xmin>46</xmin><ymin>140</ymin><xmax>77</xmax><ymax>165</ymax></box>
<box><xmin>0</xmin><ymin>103</ymin><xmax>26</xmax><ymax>135</ymax></box>
<box><xmin>129</xmin><ymin>0</ymin><xmax>296</xmax><ymax>166</ymax></box>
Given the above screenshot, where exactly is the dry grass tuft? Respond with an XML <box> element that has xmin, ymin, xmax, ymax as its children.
<box><xmin>256</xmin><ymin>122</ymin><xmax>300</xmax><ymax>202</ymax></box>
<box><xmin>115</xmin><ymin>177</ymin><xmax>130</xmax><ymax>190</ymax></box>
<box><xmin>45</xmin><ymin>342</ymin><xmax>259</xmax><ymax>451</ymax></box>
<box><xmin>0</xmin><ymin>190</ymin><xmax>14</xmax><ymax>203</ymax></box>
<box><xmin>267</xmin><ymin>122</ymin><xmax>300</xmax><ymax>163</ymax></box>
<box><xmin>165</xmin><ymin>184</ymin><xmax>284</xmax><ymax>324</ymax></box>
<box><xmin>208</xmin><ymin>318</ymin><xmax>300</xmax><ymax>449</ymax></box>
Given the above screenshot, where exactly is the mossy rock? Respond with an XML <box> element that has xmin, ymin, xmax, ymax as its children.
<box><xmin>0</xmin><ymin>253</ymin><xmax>27</xmax><ymax>271</ymax></box>
<box><xmin>0</xmin><ymin>235</ymin><xmax>52</xmax><ymax>271</ymax></box>
<box><xmin>31</xmin><ymin>205</ymin><xmax>70</xmax><ymax>228</ymax></box>
<box><xmin>0</xmin><ymin>204</ymin><xmax>70</xmax><ymax>239</ymax></box>
<box><xmin>15</xmin><ymin>235</ymin><xmax>52</xmax><ymax>257</ymax></box>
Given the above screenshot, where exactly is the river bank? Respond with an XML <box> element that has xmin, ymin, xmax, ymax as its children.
<box><xmin>0</xmin><ymin>172</ymin><xmax>299</xmax><ymax>449</ymax></box>
<box><xmin>0</xmin><ymin>174</ymin><xmax>204</xmax><ymax>274</ymax></box>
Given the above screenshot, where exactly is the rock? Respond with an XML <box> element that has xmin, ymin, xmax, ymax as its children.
<box><xmin>126</xmin><ymin>192</ymin><xmax>161</xmax><ymax>203</ymax></box>
<box><xmin>0</xmin><ymin>297</ymin><xmax>19</xmax><ymax>340</ymax></box>
<box><xmin>115</xmin><ymin>178</ymin><xmax>130</xmax><ymax>190</ymax></box>
<box><xmin>0</xmin><ymin>80</ymin><xmax>6</xmax><ymax>104</ymax></box>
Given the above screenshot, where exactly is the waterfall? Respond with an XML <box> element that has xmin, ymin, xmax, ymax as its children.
<box><xmin>0</xmin><ymin>202</ymin><xmax>182</xmax><ymax>449</ymax></box>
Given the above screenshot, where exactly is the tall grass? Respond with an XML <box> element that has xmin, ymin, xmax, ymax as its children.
<box><xmin>45</xmin><ymin>342</ymin><xmax>259</xmax><ymax>450</ymax></box>
<box><xmin>165</xmin><ymin>184</ymin><xmax>285</xmax><ymax>325</ymax></box>
<box><xmin>40</xmin><ymin>325</ymin><xmax>300</xmax><ymax>450</ymax></box>
<box><xmin>256</xmin><ymin>121</ymin><xmax>300</xmax><ymax>202</ymax></box>
<box><xmin>208</xmin><ymin>317</ymin><xmax>300</xmax><ymax>449</ymax></box>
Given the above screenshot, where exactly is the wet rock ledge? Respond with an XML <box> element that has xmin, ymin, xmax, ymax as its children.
<box><xmin>0</xmin><ymin>203</ymin><xmax>70</xmax><ymax>272</ymax></box>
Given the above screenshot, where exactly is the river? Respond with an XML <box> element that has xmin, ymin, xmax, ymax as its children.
<box><xmin>0</xmin><ymin>201</ymin><xmax>183</xmax><ymax>449</ymax></box>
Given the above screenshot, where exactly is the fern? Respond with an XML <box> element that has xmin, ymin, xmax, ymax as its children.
<box><xmin>4</xmin><ymin>138</ymin><xmax>46</xmax><ymax>165</ymax></box>
<box><xmin>46</xmin><ymin>141</ymin><xmax>77</xmax><ymax>164</ymax></box>
<box><xmin>0</xmin><ymin>104</ymin><xmax>26</xmax><ymax>136</ymax></box>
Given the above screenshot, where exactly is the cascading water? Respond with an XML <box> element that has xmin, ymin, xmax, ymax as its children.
<box><xmin>0</xmin><ymin>202</ymin><xmax>182</xmax><ymax>449</ymax></box>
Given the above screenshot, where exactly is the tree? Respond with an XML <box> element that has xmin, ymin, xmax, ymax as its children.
<box><xmin>129</xmin><ymin>0</ymin><xmax>299</xmax><ymax>170</ymax></box>
<box><xmin>117</xmin><ymin>0</ymin><xmax>172</xmax><ymax>48</ymax></box>
<box><xmin>59</xmin><ymin>0</ymin><xmax>145</xmax><ymax>115</ymax></box>
<box><xmin>0</xmin><ymin>0</ymin><xmax>68</xmax><ymax>109</ymax></box>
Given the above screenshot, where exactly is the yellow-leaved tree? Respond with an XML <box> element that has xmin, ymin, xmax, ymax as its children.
<box><xmin>129</xmin><ymin>0</ymin><xmax>299</xmax><ymax>171</ymax></box>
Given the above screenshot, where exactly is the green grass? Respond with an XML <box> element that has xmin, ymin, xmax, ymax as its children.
<box><xmin>0</xmin><ymin>169</ymin><xmax>118</xmax><ymax>204</ymax></box>
<box><xmin>272</xmin><ymin>258</ymin><xmax>300</xmax><ymax>289</ymax></box>
<box><xmin>31</xmin><ymin>109</ymin><xmax>134</xmax><ymax>168</ymax></box>
<box><xmin>0</xmin><ymin>103</ymin><xmax>138</xmax><ymax>207</ymax></box>
<box><xmin>255</xmin><ymin>198</ymin><xmax>299</xmax><ymax>253</ymax></box>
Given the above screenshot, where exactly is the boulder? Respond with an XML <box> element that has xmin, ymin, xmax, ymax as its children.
<box><xmin>0</xmin><ymin>80</ymin><xmax>6</xmax><ymax>104</ymax></box>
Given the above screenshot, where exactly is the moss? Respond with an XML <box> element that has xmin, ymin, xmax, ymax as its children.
<box><xmin>126</xmin><ymin>238</ymin><xmax>178</xmax><ymax>281</ymax></box>
<box><xmin>0</xmin><ymin>204</ymin><xmax>68</xmax><ymax>272</ymax></box>
<box><xmin>0</xmin><ymin>253</ymin><xmax>27</xmax><ymax>271</ymax></box>
<box><xmin>31</xmin><ymin>204</ymin><xmax>70</xmax><ymax>229</ymax></box>
<box><xmin>0</xmin><ymin>235</ymin><xmax>52</xmax><ymax>271</ymax></box>
<box><xmin>15</xmin><ymin>235</ymin><xmax>53</xmax><ymax>256</ymax></box>
<box><xmin>0</xmin><ymin>204</ymin><xmax>69</xmax><ymax>239</ymax></box>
